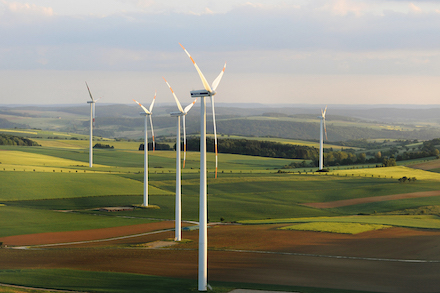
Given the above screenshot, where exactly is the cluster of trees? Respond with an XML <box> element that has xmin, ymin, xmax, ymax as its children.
<box><xmin>139</xmin><ymin>142</ymin><xmax>172</xmax><ymax>151</ymax></box>
<box><xmin>398</xmin><ymin>176</ymin><xmax>417</xmax><ymax>183</ymax></box>
<box><xmin>393</xmin><ymin>138</ymin><xmax>440</xmax><ymax>161</ymax></box>
<box><xmin>93</xmin><ymin>143</ymin><xmax>114</xmax><ymax>149</ymax></box>
<box><xmin>184</xmin><ymin>137</ymin><xmax>318</xmax><ymax>159</ymax></box>
<box><xmin>0</xmin><ymin>134</ymin><xmax>40</xmax><ymax>146</ymax></box>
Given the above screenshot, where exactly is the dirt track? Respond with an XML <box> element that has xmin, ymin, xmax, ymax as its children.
<box><xmin>1</xmin><ymin>223</ymin><xmax>440</xmax><ymax>292</ymax></box>
<box><xmin>302</xmin><ymin>190</ymin><xmax>440</xmax><ymax>208</ymax></box>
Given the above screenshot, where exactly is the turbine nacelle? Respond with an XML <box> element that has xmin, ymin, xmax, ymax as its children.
<box><xmin>133</xmin><ymin>93</ymin><xmax>157</xmax><ymax>153</ymax></box>
<box><xmin>190</xmin><ymin>89</ymin><xmax>216</xmax><ymax>97</ymax></box>
<box><xmin>170</xmin><ymin>111</ymin><xmax>187</xmax><ymax>117</ymax></box>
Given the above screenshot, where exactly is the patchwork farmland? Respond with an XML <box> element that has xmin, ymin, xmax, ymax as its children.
<box><xmin>1</xmin><ymin>132</ymin><xmax>440</xmax><ymax>292</ymax></box>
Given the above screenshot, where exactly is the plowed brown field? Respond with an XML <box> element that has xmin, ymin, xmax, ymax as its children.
<box><xmin>1</xmin><ymin>223</ymin><xmax>440</xmax><ymax>293</ymax></box>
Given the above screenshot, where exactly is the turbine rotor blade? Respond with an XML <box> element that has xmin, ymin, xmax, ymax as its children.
<box><xmin>211</xmin><ymin>63</ymin><xmax>226</xmax><ymax>91</ymax></box>
<box><xmin>149</xmin><ymin>91</ymin><xmax>156</xmax><ymax>113</ymax></box>
<box><xmin>183</xmin><ymin>115</ymin><xmax>187</xmax><ymax>169</ymax></box>
<box><xmin>179</xmin><ymin>43</ymin><xmax>212</xmax><ymax>93</ymax></box>
<box><xmin>150</xmin><ymin>115</ymin><xmax>155</xmax><ymax>152</ymax></box>
<box><xmin>163</xmin><ymin>77</ymin><xmax>184</xmax><ymax>113</ymax></box>
<box><xmin>184</xmin><ymin>98</ymin><xmax>197</xmax><ymax>113</ymax></box>
<box><xmin>210</xmin><ymin>96</ymin><xmax>218</xmax><ymax>179</ymax></box>
<box><xmin>133</xmin><ymin>99</ymin><xmax>150</xmax><ymax>114</ymax></box>
<box><xmin>85</xmin><ymin>82</ymin><xmax>94</xmax><ymax>102</ymax></box>
<box><xmin>323</xmin><ymin>105</ymin><xmax>327</xmax><ymax>117</ymax></box>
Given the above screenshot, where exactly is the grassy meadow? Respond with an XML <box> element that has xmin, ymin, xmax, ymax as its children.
<box><xmin>1</xmin><ymin>137</ymin><xmax>440</xmax><ymax>238</ymax></box>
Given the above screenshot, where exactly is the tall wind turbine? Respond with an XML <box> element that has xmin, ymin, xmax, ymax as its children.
<box><xmin>85</xmin><ymin>82</ymin><xmax>101</xmax><ymax>168</ymax></box>
<box><xmin>164</xmin><ymin>77</ymin><xmax>197</xmax><ymax>242</ymax></box>
<box><xmin>180</xmin><ymin>43</ymin><xmax>226</xmax><ymax>292</ymax></box>
<box><xmin>133</xmin><ymin>92</ymin><xmax>156</xmax><ymax>207</ymax></box>
<box><xmin>318</xmin><ymin>106</ymin><xmax>327</xmax><ymax>171</ymax></box>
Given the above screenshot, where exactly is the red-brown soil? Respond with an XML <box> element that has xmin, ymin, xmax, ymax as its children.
<box><xmin>0</xmin><ymin>221</ymin><xmax>177</xmax><ymax>246</ymax></box>
<box><xmin>303</xmin><ymin>190</ymin><xmax>440</xmax><ymax>208</ymax></box>
<box><xmin>1</xmin><ymin>223</ymin><xmax>440</xmax><ymax>292</ymax></box>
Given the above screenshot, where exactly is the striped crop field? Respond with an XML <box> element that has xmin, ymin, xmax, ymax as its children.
<box><xmin>279</xmin><ymin>222</ymin><xmax>392</xmax><ymax>234</ymax></box>
<box><xmin>331</xmin><ymin>166</ymin><xmax>440</xmax><ymax>181</ymax></box>
<box><xmin>240</xmin><ymin>215</ymin><xmax>440</xmax><ymax>230</ymax></box>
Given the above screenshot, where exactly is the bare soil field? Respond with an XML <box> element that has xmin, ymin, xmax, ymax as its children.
<box><xmin>0</xmin><ymin>221</ymin><xmax>177</xmax><ymax>246</ymax></box>
<box><xmin>1</xmin><ymin>223</ymin><xmax>440</xmax><ymax>292</ymax></box>
<box><xmin>302</xmin><ymin>190</ymin><xmax>440</xmax><ymax>208</ymax></box>
<box><xmin>409</xmin><ymin>160</ymin><xmax>440</xmax><ymax>170</ymax></box>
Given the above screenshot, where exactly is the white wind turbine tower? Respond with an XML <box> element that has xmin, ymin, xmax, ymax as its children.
<box><xmin>163</xmin><ymin>77</ymin><xmax>197</xmax><ymax>242</ymax></box>
<box><xmin>133</xmin><ymin>92</ymin><xmax>156</xmax><ymax>207</ymax></box>
<box><xmin>85</xmin><ymin>82</ymin><xmax>101</xmax><ymax>168</ymax></box>
<box><xmin>318</xmin><ymin>106</ymin><xmax>328</xmax><ymax>171</ymax></box>
<box><xmin>180</xmin><ymin>43</ymin><xmax>226</xmax><ymax>292</ymax></box>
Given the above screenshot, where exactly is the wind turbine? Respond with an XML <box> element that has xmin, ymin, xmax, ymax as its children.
<box><xmin>85</xmin><ymin>82</ymin><xmax>101</xmax><ymax>168</ymax></box>
<box><xmin>133</xmin><ymin>92</ymin><xmax>156</xmax><ymax>207</ymax></box>
<box><xmin>180</xmin><ymin>43</ymin><xmax>226</xmax><ymax>292</ymax></box>
<box><xmin>318</xmin><ymin>106</ymin><xmax>327</xmax><ymax>171</ymax></box>
<box><xmin>164</xmin><ymin>77</ymin><xmax>197</xmax><ymax>242</ymax></box>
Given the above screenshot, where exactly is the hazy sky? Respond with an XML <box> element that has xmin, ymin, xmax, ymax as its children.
<box><xmin>1</xmin><ymin>0</ymin><xmax>440</xmax><ymax>105</ymax></box>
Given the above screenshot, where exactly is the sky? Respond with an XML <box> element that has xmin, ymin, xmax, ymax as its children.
<box><xmin>1</xmin><ymin>0</ymin><xmax>440</xmax><ymax>106</ymax></box>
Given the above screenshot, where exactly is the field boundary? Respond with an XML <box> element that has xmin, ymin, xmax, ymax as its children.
<box><xmin>303</xmin><ymin>190</ymin><xmax>440</xmax><ymax>208</ymax></box>
<box><xmin>0</xmin><ymin>283</ymin><xmax>82</xmax><ymax>292</ymax></box>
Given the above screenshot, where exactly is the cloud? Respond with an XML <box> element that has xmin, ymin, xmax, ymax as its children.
<box><xmin>321</xmin><ymin>0</ymin><xmax>369</xmax><ymax>16</ymax></box>
<box><xmin>1</xmin><ymin>0</ymin><xmax>440</xmax><ymax>75</ymax></box>
<box><xmin>1</xmin><ymin>1</ymin><xmax>53</xmax><ymax>18</ymax></box>
<box><xmin>409</xmin><ymin>2</ymin><xmax>422</xmax><ymax>13</ymax></box>
<box><xmin>118</xmin><ymin>0</ymin><xmax>155</xmax><ymax>10</ymax></box>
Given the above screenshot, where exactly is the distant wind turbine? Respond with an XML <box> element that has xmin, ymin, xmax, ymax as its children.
<box><xmin>85</xmin><ymin>82</ymin><xmax>101</xmax><ymax>168</ymax></box>
<box><xmin>180</xmin><ymin>43</ymin><xmax>226</xmax><ymax>292</ymax></box>
<box><xmin>133</xmin><ymin>92</ymin><xmax>156</xmax><ymax>207</ymax></box>
<box><xmin>318</xmin><ymin>106</ymin><xmax>327</xmax><ymax>171</ymax></box>
<box><xmin>164</xmin><ymin>77</ymin><xmax>197</xmax><ymax>242</ymax></box>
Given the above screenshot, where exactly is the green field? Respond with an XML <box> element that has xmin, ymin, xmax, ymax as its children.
<box><xmin>2</xmin><ymin>143</ymin><xmax>440</xmax><ymax>237</ymax></box>
<box><xmin>0</xmin><ymin>206</ymin><xmax>157</xmax><ymax>237</ymax></box>
<box><xmin>0</xmin><ymin>269</ymin><xmax>374</xmax><ymax>293</ymax></box>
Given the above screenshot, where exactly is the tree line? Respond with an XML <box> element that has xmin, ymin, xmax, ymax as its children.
<box><xmin>184</xmin><ymin>137</ymin><xmax>318</xmax><ymax>159</ymax></box>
